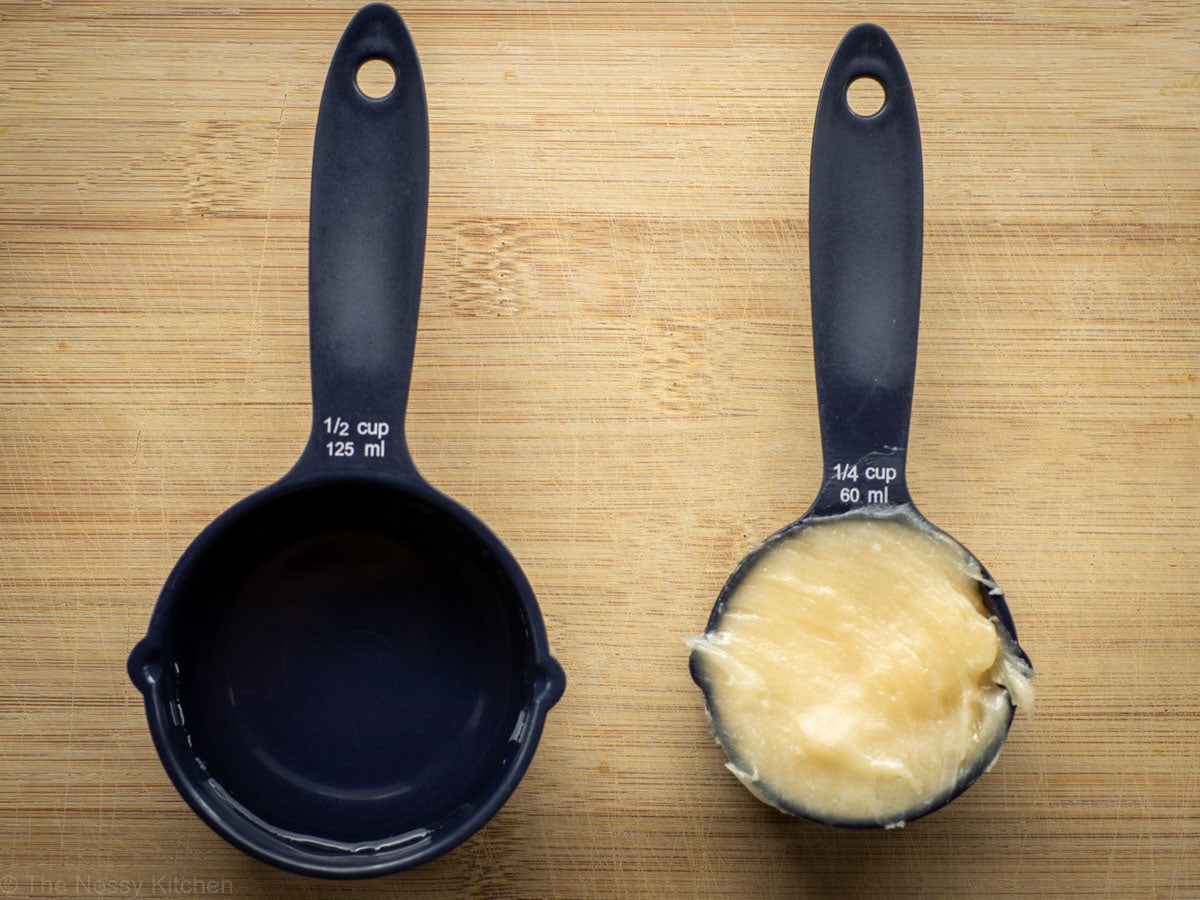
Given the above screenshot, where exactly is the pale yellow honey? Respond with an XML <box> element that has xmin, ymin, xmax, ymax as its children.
<box><xmin>689</xmin><ymin>510</ymin><xmax>1032</xmax><ymax>826</ymax></box>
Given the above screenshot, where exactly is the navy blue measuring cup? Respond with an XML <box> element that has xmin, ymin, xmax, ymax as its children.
<box><xmin>128</xmin><ymin>4</ymin><xmax>564</xmax><ymax>878</ymax></box>
<box><xmin>691</xmin><ymin>23</ymin><xmax>1030</xmax><ymax>827</ymax></box>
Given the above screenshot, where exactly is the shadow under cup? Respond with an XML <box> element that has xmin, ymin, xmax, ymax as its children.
<box><xmin>130</xmin><ymin>479</ymin><xmax>560</xmax><ymax>864</ymax></box>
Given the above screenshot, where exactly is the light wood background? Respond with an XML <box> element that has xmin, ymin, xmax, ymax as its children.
<box><xmin>1</xmin><ymin>1</ymin><xmax>1197</xmax><ymax>897</ymax></box>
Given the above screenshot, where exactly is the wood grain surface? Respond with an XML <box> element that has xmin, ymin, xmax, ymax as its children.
<box><xmin>2</xmin><ymin>1</ymin><xmax>1198</xmax><ymax>897</ymax></box>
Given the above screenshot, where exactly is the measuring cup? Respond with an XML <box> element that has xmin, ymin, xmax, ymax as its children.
<box><xmin>690</xmin><ymin>24</ymin><xmax>1031</xmax><ymax>827</ymax></box>
<box><xmin>127</xmin><ymin>4</ymin><xmax>564</xmax><ymax>877</ymax></box>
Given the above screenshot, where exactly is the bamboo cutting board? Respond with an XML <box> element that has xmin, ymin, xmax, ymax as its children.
<box><xmin>1</xmin><ymin>1</ymin><xmax>1197</xmax><ymax>896</ymax></box>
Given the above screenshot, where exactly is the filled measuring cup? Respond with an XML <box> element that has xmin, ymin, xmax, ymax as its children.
<box><xmin>127</xmin><ymin>4</ymin><xmax>564</xmax><ymax>877</ymax></box>
<box><xmin>689</xmin><ymin>24</ymin><xmax>1032</xmax><ymax>828</ymax></box>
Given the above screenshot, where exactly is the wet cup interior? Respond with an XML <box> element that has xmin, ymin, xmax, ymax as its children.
<box><xmin>130</xmin><ymin>477</ymin><xmax>560</xmax><ymax>870</ymax></box>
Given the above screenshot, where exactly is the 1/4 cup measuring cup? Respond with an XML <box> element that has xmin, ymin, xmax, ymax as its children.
<box><xmin>127</xmin><ymin>4</ymin><xmax>565</xmax><ymax>878</ymax></box>
<box><xmin>690</xmin><ymin>23</ymin><xmax>1032</xmax><ymax>828</ymax></box>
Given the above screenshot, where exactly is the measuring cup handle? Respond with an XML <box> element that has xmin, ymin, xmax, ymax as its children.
<box><xmin>808</xmin><ymin>24</ymin><xmax>922</xmax><ymax>515</ymax></box>
<box><xmin>296</xmin><ymin>3</ymin><xmax>428</xmax><ymax>478</ymax></box>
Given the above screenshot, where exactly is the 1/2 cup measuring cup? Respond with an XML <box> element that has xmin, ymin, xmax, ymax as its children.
<box><xmin>127</xmin><ymin>4</ymin><xmax>565</xmax><ymax>878</ymax></box>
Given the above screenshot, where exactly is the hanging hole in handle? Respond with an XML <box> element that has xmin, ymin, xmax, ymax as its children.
<box><xmin>356</xmin><ymin>57</ymin><xmax>396</xmax><ymax>100</ymax></box>
<box><xmin>846</xmin><ymin>75</ymin><xmax>885</xmax><ymax>117</ymax></box>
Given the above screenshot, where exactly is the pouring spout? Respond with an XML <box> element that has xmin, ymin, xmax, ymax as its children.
<box><xmin>127</xmin><ymin>638</ymin><xmax>163</xmax><ymax>695</ymax></box>
<box><xmin>536</xmin><ymin>656</ymin><xmax>567</xmax><ymax>708</ymax></box>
